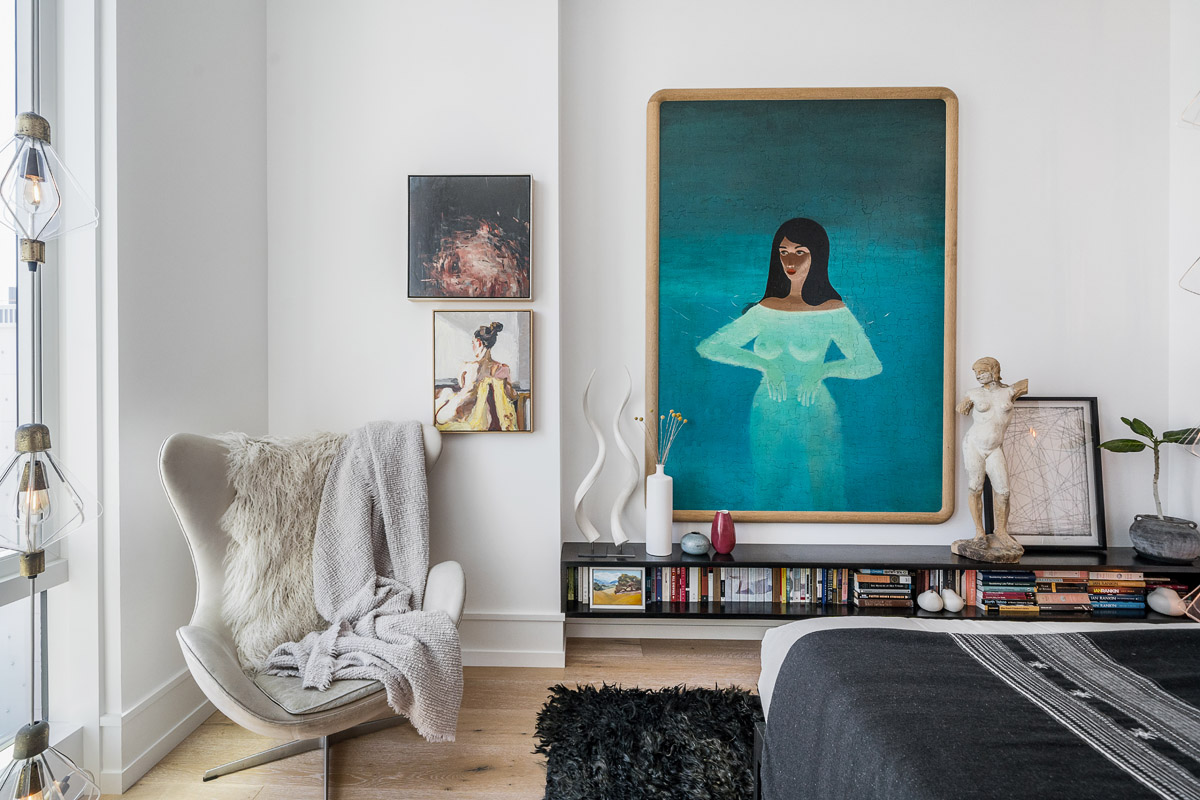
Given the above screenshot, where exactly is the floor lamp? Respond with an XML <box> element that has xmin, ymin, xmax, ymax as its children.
<box><xmin>0</xmin><ymin>1</ymin><xmax>100</xmax><ymax>798</ymax></box>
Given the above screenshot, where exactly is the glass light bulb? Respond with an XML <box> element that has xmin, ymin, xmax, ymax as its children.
<box><xmin>18</xmin><ymin>486</ymin><xmax>50</xmax><ymax>520</ymax></box>
<box><xmin>21</xmin><ymin>176</ymin><xmax>42</xmax><ymax>208</ymax></box>
<box><xmin>16</xmin><ymin>460</ymin><xmax>51</xmax><ymax>523</ymax></box>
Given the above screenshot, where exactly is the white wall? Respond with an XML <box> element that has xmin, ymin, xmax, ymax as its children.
<box><xmin>560</xmin><ymin>0</ymin><xmax>1178</xmax><ymax>549</ymax></box>
<box><xmin>96</xmin><ymin>0</ymin><xmax>269</xmax><ymax>791</ymax></box>
<box><xmin>1168</xmin><ymin>0</ymin><xmax>1200</xmax><ymax>523</ymax></box>
<box><xmin>265</xmin><ymin>0</ymin><xmax>563</xmax><ymax>665</ymax></box>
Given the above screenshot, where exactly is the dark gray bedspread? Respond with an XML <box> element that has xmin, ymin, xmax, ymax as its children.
<box><xmin>762</xmin><ymin>628</ymin><xmax>1200</xmax><ymax>800</ymax></box>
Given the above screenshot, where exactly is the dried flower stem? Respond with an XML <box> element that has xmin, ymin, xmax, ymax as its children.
<box><xmin>636</xmin><ymin>408</ymin><xmax>688</xmax><ymax>465</ymax></box>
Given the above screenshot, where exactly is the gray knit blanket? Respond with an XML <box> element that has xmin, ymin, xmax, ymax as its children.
<box><xmin>263</xmin><ymin>421</ymin><xmax>463</xmax><ymax>743</ymax></box>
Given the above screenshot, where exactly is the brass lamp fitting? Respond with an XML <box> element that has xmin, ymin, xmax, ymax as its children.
<box><xmin>13</xmin><ymin>720</ymin><xmax>50</xmax><ymax>759</ymax></box>
<box><xmin>15</xmin><ymin>112</ymin><xmax>51</xmax><ymax>144</ymax></box>
<box><xmin>19</xmin><ymin>238</ymin><xmax>45</xmax><ymax>265</ymax></box>
<box><xmin>19</xmin><ymin>550</ymin><xmax>45</xmax><ymax>577</ymax></box>
<box><xmin>15</xmin><ymin>423</ymin><xmax>51</xmax><ymax>453</ymax></box>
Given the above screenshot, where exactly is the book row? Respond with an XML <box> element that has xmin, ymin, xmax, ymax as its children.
<box><xmin>564</xmin><ymin>566</ymin><xmax>1190</xmax><ymax>616</ymax></box>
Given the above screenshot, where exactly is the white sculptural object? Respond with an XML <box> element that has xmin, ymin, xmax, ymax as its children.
<box><xmin>917</xmin><ymin>589</ymin><xmax>943</xmax><ymax>612</ymax></box>
<box><xmin>572</xmin><ymin>370</ymin><xmax>605</xmax><ymax>547</ymax></box>
<box><xmin>1148</xmin><ymin>587</ymin><xmax>1187</xmax><ymax>616</ymax></box>
<box><xmin>940</xmin><ymin>587</ymin><xmax>965</xmax><ymax>613</ymax></box>
<box><xmin>951</xmin><ymin>357</ymin><xmax>1029</xmax><ymax>563</ymax></box>
<box><xmin>609</xmin><ymin>368</ymin><xmax>636</xmax><ymax>548</ymax></box>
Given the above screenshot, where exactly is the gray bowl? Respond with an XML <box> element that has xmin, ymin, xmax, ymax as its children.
<box><xmin>1130</xmin><ymin>515</ymin><xmax>1200</xmax><ymax>564</ymax></box>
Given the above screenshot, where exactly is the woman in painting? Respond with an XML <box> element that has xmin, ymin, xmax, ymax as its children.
<box><xmin>435</xmin><ymin>321</ymin><xmax>520</xmax><ymax>431</ymax></box>
<box><xmin>696</xmin><ymin>217</ymin><xmax>882</xmax><ymax>510</ymax></box>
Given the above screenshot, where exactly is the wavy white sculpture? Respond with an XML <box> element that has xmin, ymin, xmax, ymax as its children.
<box><xmin>609</xmin><ymin>368</ymin><xmax>637</xmax><ymax>548</ymax></box>
<box><xmin>572</xmin><ymin>370</ymin><xmax>605</xmax><ymax>551</ymax></box>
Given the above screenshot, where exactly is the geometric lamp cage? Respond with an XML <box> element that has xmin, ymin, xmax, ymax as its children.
<box><xmin>0</xmin><ymin>424</ymin><xmax>100</xmax><ymax>556</ymax></box>
<box><xmin>0</xmin><ymin>722</ymin><xmax>99</xmax><ymax>800</ymax></box>
<box><xmin>0</xmin><ymin>114</ymin><xmax>98</xmax><ymax>244</ymax></box>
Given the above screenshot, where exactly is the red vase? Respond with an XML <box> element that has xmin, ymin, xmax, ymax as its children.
<box><xmin>711</xmin><ymin>510</ymin><xmax>736</xmax><ymax>554</ymax></box>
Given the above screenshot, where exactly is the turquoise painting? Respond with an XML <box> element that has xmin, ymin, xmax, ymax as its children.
<box><xmin>653</xmin><ymin>93</ymin><xmax>954</xmax><ymax>519</ymax></box>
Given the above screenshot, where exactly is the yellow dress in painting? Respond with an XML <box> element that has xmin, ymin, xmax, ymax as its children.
<box><xmin>437</xmin><ymin>374</ymin><xmax>519</xmax><ymax>432</ymax></box>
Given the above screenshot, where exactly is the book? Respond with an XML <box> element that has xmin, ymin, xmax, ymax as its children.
<box><xmin>1087</xmin><ymin>580</ymin><xmax>1147</xmax><ymax>588</ymax></box>
<box><xmin>1035</xmin><ymin>570</ymin><xmax>1089</xmax><ymax>580</ymax></box>
<box><xmin>982</xmin><ymin>591</ymin><xmax>1037</xmax><ymax>600</ymax></box>
<box><xmin>1090</xmin><ymin>600</ymin><xmax>1147</xmax><ymax>609</ymax></box>
<box><xmin>1089</xmin><ymin>571</ymin><xmax>1144</xmax><ymax>581</ymax></box>
<box><xmin>854</xmin><ymin>573</ymin><xmax>912</xmax><ymax>584</ymax></box>
<box><xmin>852</xmin><ymin>596</ymin><xmax>913</xmax><ymax>607</ymax></box>
<box><xmin>1038</xmin><ymin>604</ymin><xmax>1092</xmax><ymax>613</ymax></box>
<box><xmin>855</xmin><ymin>586</ymin><xmax>914</xmax><ymax>596</ymax></box>
<box><xmin>985</xmin><ymin>605</ymin><xmax>1041</xmax><ymax>615</ymax></box>
<box><xmin>1036</xmin><ymin>592</ymin><xmax>1092</xmax><ymax>604</ymax></box>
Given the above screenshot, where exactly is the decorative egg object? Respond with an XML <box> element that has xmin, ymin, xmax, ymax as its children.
<box><xmin>1148</xmin><ymin>587</ymin><xmax>1187</xmax><ymax>617</ymax></box>
<box><xmin>681</xmin><ymin>531</ymin><xmax>711</xmax><ymax>555</ymax></box>
<box><xmin>917</xmin><ymin>589</ymin><xmax>943</xmax><ymax>612</ymax></box>
<box><xmin>940</xmin><ymin>587</ymin><xmax>965</xmax><ymax>613</ymax></box>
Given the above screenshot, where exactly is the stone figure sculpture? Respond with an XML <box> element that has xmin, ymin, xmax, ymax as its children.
<box><xmin>951</xmin><ymin>357</ymin><xmax>1029</xmax><ymax>563</ymax></box>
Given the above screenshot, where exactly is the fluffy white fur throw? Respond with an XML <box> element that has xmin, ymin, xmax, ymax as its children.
<box><xmin>218</xmin><ymin>431</ymin><xmax>344</xmax><ymax>671</ymax></box>
<box><xmin>264</xmin><ymin>422</ymin><xmax>462</xmax><ymax>743</ymax></box>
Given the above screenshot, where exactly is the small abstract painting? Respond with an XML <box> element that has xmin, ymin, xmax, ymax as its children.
<box><xmin>992</xmin><ymin>397</ymin><xmax>1107</xmax><ymax>549</ymax></box>
<box><xmin>409</xmin><ymin>175</ymin><xmax>532</xmax><ymax>299</ymax></box>
<box><xmin>590</xmin><ymin>567</ymin><xmax>645</xmax><ymax>610</ymax></box>
<box><xmin>433</xmin><ymin>310</ymin><xmax>532</xmax><ymax>432</ymax></box>
<box><xmin>647</xmin><ymin>89</ymin><xmax>958</xmax><ymax>523</ymax></box>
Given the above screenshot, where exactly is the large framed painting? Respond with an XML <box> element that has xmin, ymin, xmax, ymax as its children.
<box><xmin>433</xmin><ymin>310</ymin><xmax>532</xmax><ymax>432</ymax></box>
<box><xmin>984</xmin><ymin>397</ymin><xmax>1107</xmax><ymax>550</ymax></box>
<box><xmin>647</xmin><ymin>88</ymin><xmax>958</xmax><ymax>523</ymax></box>
<box><xmin>409</xmin><ymin>175</ymin><xmax>532</xmax><ymax>299</ymax></box>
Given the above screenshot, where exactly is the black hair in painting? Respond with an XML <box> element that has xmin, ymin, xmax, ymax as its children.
<box><xmin>745</xmin><ymin>217</ymin><xmax>842</xmax><ymax>313</ymax></box>
<box><xmin>474</xmin><ymin>321</ymin><xmax>504</xmax><ymax>349</ymax></box>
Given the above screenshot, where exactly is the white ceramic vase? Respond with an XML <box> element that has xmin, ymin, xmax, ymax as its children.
<box><xmin>645</xmin><ymin>464</ymin><xmax>674</xmax><ymax>556</ymax></box>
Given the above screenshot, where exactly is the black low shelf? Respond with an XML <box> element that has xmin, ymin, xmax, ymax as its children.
<box><xmin>561</xmin><ymin>542</ymin><xmax>1200</xmax><ymax>624</ymax></box>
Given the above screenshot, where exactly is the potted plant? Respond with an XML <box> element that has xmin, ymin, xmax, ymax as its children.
<box><xmin>1099</xmin><ymin>418</ymin><xmax>1200</xmax><ymax>563</ymax></box>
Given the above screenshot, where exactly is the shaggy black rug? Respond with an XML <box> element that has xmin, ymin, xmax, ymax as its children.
<box><xmin>534</xmin><ymin>684</ymin><xmax>762</xmax><ymax>800</ymax></box>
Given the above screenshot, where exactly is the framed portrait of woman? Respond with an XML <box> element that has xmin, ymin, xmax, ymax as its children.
<box><xmin>433</xmin><ymin>310</ymin><xmax>533</xmax><ymax>432</ymax></box>
<box><xmin>647</xmin><ymin>88</ymin><xmax>958</xmax><ymax>523</ymax></box>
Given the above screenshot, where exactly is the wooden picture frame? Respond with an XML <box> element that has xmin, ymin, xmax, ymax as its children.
<box><xmin>588</xmin><ymin>567</ymin><xmax>646</xmax><ymax>610</ymax></box>
<box><xmin>984</xmin><ymin>397</ymin><xmax>1108</xmax><ymax>550</ymax></box>
<box><xmin>433</xmin><ymin>310</ymin><xmax>533</xmax><ymax>433</ymax></box>
<box><xmin>646</xmin><ymin>88</ymin><xmax>958</xmax><ymax>523</ymax></box>
<box><xmin>408</xmin><ymin>175</ymin><xmax>533</xmax><ymax>300</ymax></box>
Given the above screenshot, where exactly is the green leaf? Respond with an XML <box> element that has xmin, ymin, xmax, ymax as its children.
<box><xmin>1099</xmin><ymin>438</ymin><xmax>1148</xmax><ymax>453</ymax></box>
<box><xmin>1121</xmin><ymin>417</ymin><xmax>1155</xmax><ymax>439</ymax></box>
<box><xmin>1163</xmin><ymin>427</ymin><xmax>1200</xmax><ymax>445</ymax></box>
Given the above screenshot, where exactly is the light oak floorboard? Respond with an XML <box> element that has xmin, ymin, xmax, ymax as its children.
<box><xmin>105</xmin><ymin>638</ymin><xmax>760</xmax><ymax>799</ymax></box>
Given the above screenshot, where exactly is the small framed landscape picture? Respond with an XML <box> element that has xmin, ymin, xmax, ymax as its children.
<box><xmin>408</xmin><ymin>175</ymin><xmax>532</xmax><ymax>299</ymax></box>
<box><xmin>589</xmin><ymin>568</ymin><xmax>645</xmax><ymax>610</ymax></box>
<box><xmin>433</xmin><ymin>310</ymin><xmax>533</xmax><ymax>433</ymax></box>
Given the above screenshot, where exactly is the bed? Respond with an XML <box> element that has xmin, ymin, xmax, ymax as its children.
<box><xmin>756</xmin><ymin>617</ymin><xmax>1200</xmax><ymax>800</ymax></box>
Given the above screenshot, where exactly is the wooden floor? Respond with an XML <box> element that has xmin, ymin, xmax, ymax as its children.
<box><xmin>111</xmin><ymin>638</ymin><xmax>761</xmax><ymax>799</ymax></box>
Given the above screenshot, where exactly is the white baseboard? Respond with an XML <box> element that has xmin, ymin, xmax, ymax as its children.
<box><xmin>460</xmin><ymin>612</ymin><xmax>565</xmax><ymax>667</ymax></box>
<box><xmin>98</xmin><ymin>668</ymin><xmax>214</xmax><ymax>794</ymax></box>
<box><xmin>566</xmin><ymin>617</ymin><xmax>791</xmax><ymax>640</ymax></box>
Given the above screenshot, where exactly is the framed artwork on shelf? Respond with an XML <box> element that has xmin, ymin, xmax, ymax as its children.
<box><xmin>589</xmin><ymin>567</ymin><xmax>645</xmax><ymax>610</ymax></box>
<box><xmin>646</xmin><ymin>88</ymin><xmax>958</xmax><ymax>523</ymax></box>
<box><xmin>433</xmin><ymin>310</ymin><xmax>532</xmax><ymax>433</ymax></box>
<box><xmin>986</xmin><ymin>396</ymin><xmax>1107</xmax><ymax>550</ymax></box>
<box><xmin>408</xmin><ymin>174</ymin><xmax>532</xmax><ymax>299</ymax></box>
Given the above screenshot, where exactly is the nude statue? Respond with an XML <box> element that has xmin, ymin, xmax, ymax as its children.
<box><xmin>951</xmin><ymin>357</ymin><xmax>1029</xmax><ymax>563</ymax></box>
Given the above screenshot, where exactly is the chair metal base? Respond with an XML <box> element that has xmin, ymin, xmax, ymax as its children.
<box><xmin>202</xmin><ymin>716</ymin><xmax>408</xmax><ymax>799</ymax></box>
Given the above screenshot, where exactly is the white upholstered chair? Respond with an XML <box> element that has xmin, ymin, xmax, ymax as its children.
<box><xmin>158</xmin><ymin>426</ymin><xmax>464</xmax><ymax>798</ymax></box>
